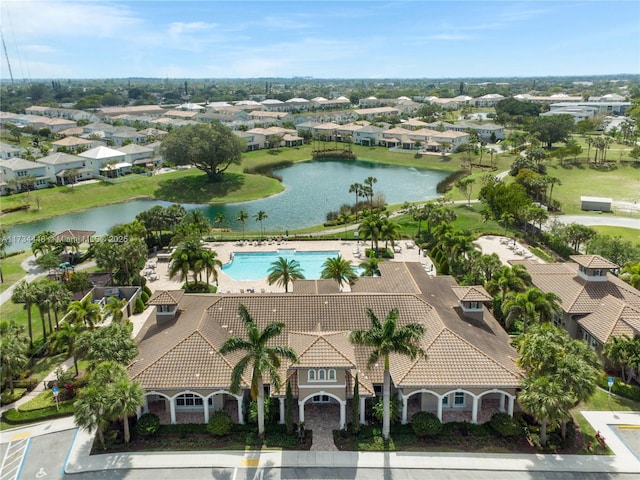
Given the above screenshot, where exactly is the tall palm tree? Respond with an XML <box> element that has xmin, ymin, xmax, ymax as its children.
<box><xmin>237</xmin><ymin>210</ymin><xmax>249</xmax><ymax>239</ymax></box>
<box><xmin>197</xmin><ymin>250</ymin><xmax>222</xmax><ymax>289</ymax></box>
<box><xmin>74</xmin><ymin>383</ymin><xmax>112</xmax><ymax>450</ymax></box>
<box><xmin>348</xmin><ymin>183</ymin><xmax>363</xmax><ymax>221</ymax></box>
<box><xmin>486</xmin><ymin>264</ymin><xmax>532</xmax><ymax>304</ymax></box>
<box><xmin>603</xmin><ymin>335</ymin><xmax>639</xmax><ymax>383</ymax></box>
<box><xmin>380</xmin><ymin>216</ymin><xmax>400</xmax><ymax>251</ymax></box>
<box><xmin>518</xmin><ymin>375</ymin><xmax>572</xmax><ymax>446</ymax></box>
<box><xmin>66</xmin><ymin>297</ymin><xmax>102</xmax><ymax>329</ymax></box>
<box><xmin>504</xmin><ymin>288</ymin><xmax>561</xmax><ymax>333</ymax></box>
<box><xmin>267</xmin><ymin>257</ymin><xmax>305</xmax><ymax>293</ymax></box>
<box><xmin>359</xmin><ymin>212</ymin><xmax>383</xmax><ymax>254</ymax></box>
<box><xmin>349</xmin><ymin>308</ymin><xmax>426</xmax><ymax>440</ymax></box>
<box><xmin>254</xmin><ymin>211</ymin><xmax>268</xmax><ymax>239</ymax></box>
<box><xmin>0</xmin><ymin>330</ymin><xmax>28</xmax><ymax>394</ymax></box>
<box><xmin>320</xmin><ymin>255</ymin><xmax>358</xmax><ymax>289</ymax></box>
<box><xmin>219</xmin><ymin>304</ymin><xmax>298</xmax><ymax>436</ymax></box>
<box><xmin>109</xmin><ymin>376</ymin><xmax>144</xmax><ymax>444</ymax></box>
<box><xmin>169</xmin><ymin>235</ymin><xmax>206</xmax><ymax>288</ymax></box>
<box><xmin>52</xmin><ymin>320</ymin><xmax>86</xmax><ymax>376</ymax></box>
<box><xmin>11</xmin><ymin>280</ymin><xmax>38</xmax><ymax>348</ymax></box>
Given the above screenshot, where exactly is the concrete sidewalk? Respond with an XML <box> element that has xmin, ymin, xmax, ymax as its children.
<box><xmin>59</xmin><ymin>411</ymin><xmax>640</xmax><ymax>475</ymax></box>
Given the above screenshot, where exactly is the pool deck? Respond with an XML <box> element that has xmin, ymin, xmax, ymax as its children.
<box><xmin>145</xmin><ymin>239</ymin><xmax>430</xmax><ymax>295</ymax></box>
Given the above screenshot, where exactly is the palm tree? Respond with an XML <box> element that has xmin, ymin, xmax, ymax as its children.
<box><xmin>603</xmin><ymin>335</ymin><xmax>639</xmax><ymax>383</ymax></box>
<box><xmin>518</xmin><ymin>375</ymin><xmax>572</xmax><ymax>446</ymax></box>
<box><xmin>237</xmin><ymin>210</ymin><xmax>249</xmax><ymax>239</ymax></box>
<box><xmin>214</xmin><ymin>213</ymin><xmax>226</xmax><ymax>233</ymax></box>
<box><xmin>502</xmin><ymin>287</ymin><xmax>560</xmax><ymax>333</ymax></box>
<box><xmin>74</xmin><ymin>383</ymin><xmax>112</xmax><ymax>449</ymax></box>
<box><xmin>52</xmin><ymin>320</ymin><xmax>86</xmax><ymax>376</ymax></box>
<box><xmin>364</xmin><ymin>176</ymin><xmax>378</xmax><ymax>210</ymax></box>
<box><xmin>103</xmin><ymin>297</ymin><xmax>127</xmax><ymax>323</ymax></box>
<box><xmin>380</xmin><ymin>216</ymin><xmax>400</xmax><ymax>251</ymax></box>
<box><xmin>349</xmin><ymin>308</ymin><xmax>426</xmax><ymax>440</ymax></box>
<box><xmin>66</xmin><ymin>298</ymin><xmax>102</xmax><ymax>329</ymax></box>
<box><xmin>197</xmin><ymin>250</ymin><xmax>222</xmax><ymax>289</ymax></box>
<box><xmin>0</xmin><ymin>330</ymin><xmax>28</xmax><ymax>394</ymax></box>
<box><xmin>0</xmin><ymin>226</ymin><xmax>9</xmax><ymax>283</ymax></box>
<box><xmin>169</xmin><ymin>235</ymin><xmax>206</xmax><ymax>288</ymax></box>
<box><xmin>486</xmin><ymin>264</ymin><xmax>532</xmax><ymax>304</ymax></box>
<box><xmin>267</xmin><ymin>257</ymin><xmax>305</xmax><ymax>293</ymax></box>
<box><xmin>320</xmin><ymin>255</ymin><xmax>358</xmax><ymax>289</ymax></box>
<box><xmin>348</xmin><ymin>183</ymin><xmax>363</xmax><ymax>221</ymax></box>
<box><xmin>254</xmin><ymin>211</ymin><xmax>268</xmax><ymax>239</ymax></box>
<box><xmin>359</xmin><ymin>251</ymin><xmax>381</xmax><ymax>277</ymax></box>
<box><xmin>11</xmin><ymin>280</ymin><xmax>38</xmax><ymax>348</ymax></box>
<box><xmin>359</xmin><ymin>212</ymin><xmax>383</xmax><ymax>254</ymax></box>
<box><xmin>219</xmin><ymin>304</ymin><xmax>298</xmax><ymax>436</ymax></box>
<box><xmin>109</xmin><ymin>376</ymin><xmax>144</xmax><ymax>444</ymax></box>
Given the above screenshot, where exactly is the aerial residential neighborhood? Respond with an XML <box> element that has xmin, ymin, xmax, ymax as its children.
<box><xmin>0</xmin><ymin>1</ymin><xmax>639</xmax><ymax>479</ymax></box>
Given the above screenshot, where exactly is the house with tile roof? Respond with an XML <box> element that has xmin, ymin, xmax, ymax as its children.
<box><xmin>512</xmin><ymin>255</ymin><xmax>640</xmax><ymax>350</ymax></box>
<box><xmin>131</xmin><ymin>262</ymin><xmax>521</xmax><ymax>428</ymax></box>
<box><xmin>36</xmin><ymin>152</ymin><xmax>92</xmax><ymax>185</ymax></box>
<box><xmin>0</xmin><ymin>157</ymin><xmax>50</xmax><ymax>194</ymax></box>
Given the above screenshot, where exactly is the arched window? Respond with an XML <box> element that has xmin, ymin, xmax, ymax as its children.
<box><xmin>308</xmin><ymin>369</ymin><xmax>316</xmax><ymax>381</ymax></box>
<box><xmin>328</xmin><ymin>369</ymin><xmax>336</xmax><ymax>381</ymax></box>
<box><xmin>176</xmin><ymin>393</ymin><xmax>203</xmax><ymax>407</ymax></box>
<box><xmin>318</xmin><ymin>369</ymin><xmax>326</xmax><ymax>381</ymax></box>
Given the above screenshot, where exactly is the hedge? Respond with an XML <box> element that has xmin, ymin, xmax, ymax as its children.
<box><xmin>2</xmin><ymin>403</ymin><xmax>74</xmax><ymax>424</ymax></box>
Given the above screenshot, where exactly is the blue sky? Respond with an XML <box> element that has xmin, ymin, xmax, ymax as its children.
<box><xmin>1</xmin><ymin>0</ymin><xmax>638</xmax><ymax>79</ymax></box>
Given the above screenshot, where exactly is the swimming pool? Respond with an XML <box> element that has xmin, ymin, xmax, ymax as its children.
<box><xmin>221</xmin><ymin>249</ymin><xmax>344</xmax><ymax>281</ymax></box>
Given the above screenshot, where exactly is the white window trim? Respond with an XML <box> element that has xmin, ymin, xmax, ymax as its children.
<box><xmin>453</xmin><ymin>392</ymin><xmax>465</xmax><ymax>407</ymax></box>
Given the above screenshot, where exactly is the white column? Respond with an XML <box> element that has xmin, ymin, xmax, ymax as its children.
<box><xmin>499</xmin><ymin>393</ymin><xmax>506</xmax><ymax>413</ymax></box>
<box><xmin>507</xmin><ymin>395</ymin><xmax>515</xmax><ymax>416</ymax></box>
<box><xmin>298</xmin><ymin>400</ymin><xmax>305</xmax><ymax>424</ymax></box>
<box><xmin>204</xmin><ymin>400</ymin><xmax>209</xmax><ymax>424</ymax></box>
<box><xmin>436</xmin><ymin>395</ymin><xmax>443</xmax><ymax>422</ymax></box>
<box><xmin>279</xmin><ymin>397</ymin><xmax>285</xmax><ymax>424</ymax></box>
<box><xmin>401</xmin><ymin>395</ymin><xmax>408</xmax><ymax>424</ymax></box>
<box><xmin>136</xmin><ymin>406</ymin><xmax>142</xmax><ymax>419</ymax></box>
<box><xmin>143</xmin><ymin>395</ymin><xmax>149</xmax><ymax>413</ymax></box>
<box><xmin>359</xmin><ymin>397</ymin><xmax>366</xmax><ymax>425</ymax></box>
<box><xmin>471</xmin><ymin>395</ymin><xmax>479</xmax><ymax>424</ymax></box>
<box><xmin>169</xmin><ymin>398</ymin><xmax>176</xmax><ymax>424</ymax></box>
<box><xmin>236</xmin><ymin>395</ymin><xmax>245</xmax><ymax>424</ymax></box>
<box><xmin>339</xmin><ymin>400</ymin><xmax>346</xmax><ymax>429</ymax></box>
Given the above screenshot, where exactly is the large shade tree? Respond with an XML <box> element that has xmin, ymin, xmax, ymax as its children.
<box><xmin>160</xmin><ymin>122</ymin><xmax>246</xmax><ymax>182</ymax></box>
<box><xmin>349</xmin><ymin>308</ymin><xmax>426</xmax><ymax>440</ymax></box>
<box><xmin>220</xmin><ymin>304</ymin><xmax>298</xmax><ymax>437</ymax></box>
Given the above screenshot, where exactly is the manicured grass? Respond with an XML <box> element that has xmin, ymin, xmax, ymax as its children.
<box><xmin>0</xmin><ymin>251</ymin><xmax>30</xmax><ymax>294</ymax></box>
<box><xmin>589</xmin><ymin>226</ymin><xmax>640</xmax><ymax>246</ymax></box>
<box><xmin>578</xmin><ymin>387</ymin><xmax>640</xmax><ymax>411</ymax></box>
<box><xmin>545</xmin><ymin>162</ymin><xmax>640</xmax><ymax>215</ymax></box>
<box><xmin>2</xmin><ymin>300</ymin><xmax>46</xmax><ymax>346</ymax></box>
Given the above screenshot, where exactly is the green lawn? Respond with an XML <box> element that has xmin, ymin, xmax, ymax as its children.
<box><xmin>0</xmin><ymin>251</ymin><xmax>30</xmax><ymax>294</ymax></box>
<box><xmin>589</xmin><ymin>226</ymin><xmax>640</xmax><ymax>246</ymax></box>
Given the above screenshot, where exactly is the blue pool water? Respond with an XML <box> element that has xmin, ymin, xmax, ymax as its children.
<box><xmin>221</xmin><ymin>249</ymin><xmax>353</xmax><ymax>281</ymax></box>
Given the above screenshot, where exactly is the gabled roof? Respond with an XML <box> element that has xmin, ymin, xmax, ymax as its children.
<box><xmin>53</xmin><ymin>229</ymin><xmax>95</xmax><ymax>243</ymax></box>
<box><xmin>37</xmin><ymin>152</ymin><xmax>84</xmax><ymax>165</ymax></box>
<box><xmin>451</xmin><ymin>286</ymin><xmax>493</xmax><ymax>302</ymax></box>
<box><xmin>78</xmin><ymin>146</ymin><xmax>126</xmax><ymax>160</ymax></box>
<box><xmin>289</xmin><ymin>331</ymin><xmax>356</xmax><ymax>368</ymax></box>
<box><xmin>148</xmin><ymin>290</ymin><xmax>185</xmax><ymax>305</ymax></box>
<box><xmin>514</xmin><ymin>259</ymin><xmax>640</xmax><ymax>314</ymax></box>
<box><xmin>52</xmin><ymin>136</ymin><xmax>94</xmax><ymax>147</ymax></box>
<box><xmin>577</xmin><ymin>296</ymin><xmax>640</xmax><ymax>344</ymax></box>
<box><xmin>570</xmin><ymin>255</ymin><xmax>619</xmax><ymax>270</ymax></box>
<box><xmin>1</xmin><ymin>157</ymin><xmax>46</xmax><ymax>171</ymax></box>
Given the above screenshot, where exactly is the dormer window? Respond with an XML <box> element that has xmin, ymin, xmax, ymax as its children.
<box><xmin>307</xmin><ymin>368</ymin><xmax>337</xmax><ymax>382</ymax></box>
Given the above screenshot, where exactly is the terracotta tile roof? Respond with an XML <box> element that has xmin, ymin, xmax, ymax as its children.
<box><xmin>570</xmin><ymin>255</ymin><xmax>619</xmax><ymax>269</ymax></box>
<box><xmin>292</xmin><ymin>279</ymin><xmax>340</xmax><ymax>294</ymax></box>
<box><xmin>515</xmin><ymin>260</ymin><xmax>640</xmax><ymax>314</ymax></box>
<box><xmin>451</xmin><ymin>286</ymin><xmax>493</xmax><ymax>302</ymax></box>
<box><xmin>148</xmin><ymin>290</ymin><xmax>184</xmax><ymax>305</ymax></box>
<box><xmin>289</xmin><ymin>331</ymin><xmax>356</xmax><ymax>368</ymax></box>
<box><xmin>393</xmin><ymin>329</ymin><xmax>521</xmax><ymax>388</ymax></box>
<box><xmin>129</xmin><ymin>331</ymin><xmax>246</xmax><ymax>389</ymax></box>
<box><xmin>130</xmin><ymin>261</ymin><xmax>523</xmax><ymax>393</ymax></box>
<box><xmin>577</xmin><ymin>296</ymin><xmax>640</xmax><ymax>344</ymax></box>
<box><xmin>351</xmin><ymin>263</ymin><xmax>421</xmax><ymax>294</ymax></box>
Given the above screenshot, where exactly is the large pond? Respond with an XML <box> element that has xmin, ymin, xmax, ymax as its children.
<box><xmin>4</xmin><ymin>159</ymin><xmax>447</xmax><ymax>253</ymax></box>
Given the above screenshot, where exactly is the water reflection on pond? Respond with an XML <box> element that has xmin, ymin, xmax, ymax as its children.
<box><xmin>5</xmin><ymin>159</ymin><xmax>447</xmax><ymax>253</ymax></box>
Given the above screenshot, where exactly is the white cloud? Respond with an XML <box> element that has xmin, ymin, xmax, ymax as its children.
<box><xmin>168</xmin><ymin>21</ymin><xmax>218</xmax><ymax>36</ymax></box>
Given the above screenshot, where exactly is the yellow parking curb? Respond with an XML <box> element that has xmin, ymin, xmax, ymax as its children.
<box><xmin>241</xmin><ymin>459</ymin><xmax>260</xmax><ymax>467</ymax></box>
<box><xmin>11</xmin><ymin>431</ymin><xmax>31</xmax><ymax>441</ymax></box>
<box><xmin>618</xmin><ymin>425</ymin><xmax>640</xmax><ymax>429</ymax></box>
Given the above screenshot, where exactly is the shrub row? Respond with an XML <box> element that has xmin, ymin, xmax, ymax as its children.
<box><xmin>2</xmin><ymin>403</ymin><xmax>74</xmax><ymax>424</ymax></box>
<box><xmin>599</xmin><ymin>375</ymin><xmax>640</xmax><ymax>402</ymax></box>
